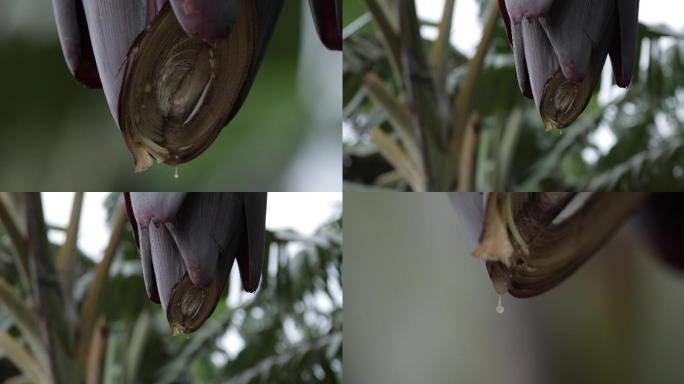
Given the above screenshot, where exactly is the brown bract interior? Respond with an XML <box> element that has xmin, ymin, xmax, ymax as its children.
<box><xmin>481</xmin><ymin>193</ymin><xmax>647</xmax><ymax>298</ymax></box>
<box><xmin>167</xmin><ymin>268</ymin><xmax>226</xmax><ymax>335</ymax></box>
<box><xmin>540</xmin><ymin>68</ymin><xmax>594</xmax><ymax>131</ymax></box>
<box><xmin>121</xmin><ymin>0</ymin><xmax>257</xmax><ymax>172</ymax></box>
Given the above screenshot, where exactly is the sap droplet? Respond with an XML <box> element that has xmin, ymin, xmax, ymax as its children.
<box><xmin>496</xmin><ymin>295</ymin><xmax>504</xmax><ymax>314</ymax></box>
<box><xmin>174</xmin><ymin>167</ymin><xmax>179</xmax><ymax>179</ymax></box>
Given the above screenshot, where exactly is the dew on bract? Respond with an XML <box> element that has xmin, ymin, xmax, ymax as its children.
<box><xmin>496</xmin><ymin>295</ymin><xmax>504</xmax><ymax>314</ymax></box>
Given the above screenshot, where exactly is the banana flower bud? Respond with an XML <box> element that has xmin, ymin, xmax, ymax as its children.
<box><xmin>498</xmin><ymin>0</ymin><xmax>640</xmax><ymax>129</ymax></box>
<box><xmin>51</xmin><ymin>0</ymin><xmax>284</xmax><ymax>171</ymax></box>
<box><xmin>124</xmin><ymin>192</ymin><xmax>267</xmax><ymax>334</ymax></box>
<box><xmin>449</xmin><ymin>192</ymin><xmax>646</xmax><ymax>297</ymax></box>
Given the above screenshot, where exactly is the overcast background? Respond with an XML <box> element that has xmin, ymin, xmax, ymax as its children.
<box><xmin>344</xmin><ymin>193</ymin><xmax>684</xmax><ymax>384</ymax></box>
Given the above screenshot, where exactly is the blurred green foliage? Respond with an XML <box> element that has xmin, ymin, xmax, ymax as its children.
<box><xmin>0</xmin><ymin>1</ymin><xmax>341</xmax><ymax>191</ymax></box>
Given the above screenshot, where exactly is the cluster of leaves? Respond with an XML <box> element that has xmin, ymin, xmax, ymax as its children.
<box><xmin>0</xmin><ymin>193</ymin><xmax>342</xmax><ymax>383</ymax></box>
<box><xmin>343</xmin><ymin>0</ymin><xmax>684</xmax><ymax>191</ymax></box>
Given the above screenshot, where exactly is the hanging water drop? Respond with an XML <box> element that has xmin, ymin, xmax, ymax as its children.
<box><xmin>496</xmin><ymin>295</ymin><xmax>504</xmax><ymax>314</ymax></box>
<box><xmin>174</xmin><ymin>166</ymin><xmax>179</xmax><ymax>179</ymax></box>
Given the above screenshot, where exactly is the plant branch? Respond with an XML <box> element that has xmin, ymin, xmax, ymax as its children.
<box><xmin>431</xmin><ymin>0</ymin><xmax>456</xmax><ymax>88</ymax></box>
<box><xmin>84</xmin><ymin>317</ymin><xmax>107</xmax><ymax>384</ymax></box>
<box><xmin>125</xmin><ymin>311</ymin><xmax>150</xmax><ymax>384</ymax></box>
<box><xmin>362</xmin><ymin>0</ymin><xmax>403</xmax><ymax>85</ymax></box>
<box><xmin>24</xmin><ymin>192</ymin><xmax>79</xmax><ymax>384</ymax></box>
<box><xmin>457</xmin><ymin>112</ymin><xmax>480</xmax><ymax>191</ymax></box>
<box><xmin>77</xmin><ymin>205</ymin><xmax>127</xmax><ymax>361</ymax></box>
<box><xmin>0</xmin><ymin>193</ymin><xmax>30</xmax><ymax>290</ymax></box>
<box><xmin>57</xmin><ymin>192</ymin><xmax>84</xmax><ymax>275</ymax></box>
<box><xmin>370</xmin><ymin>127</ymin><xmax>425</xmax><ymax>191</ymax></box>
<box><xmin>363</xmin><ymin>72</ymin><xmax>423</xmax><ymax>170</ymax></box>
<box><xmin>450</xmin><ymin>3</ymin><xmax>499</xmax><ymax>180</ymax></box>
<box><xmin>0</xmin><ymin>332</ymin><xmax>50</xmax><ymax>384</ymax></box>
<box><xmin>57</xmin><ymin>192</ymin><xmax>84</xmax><ymax>330</ymax></box>
<box><xmin>496</xmin><ymin>106</ymin><xmax>523</xmax><ymax>190</ymax></box>
<box><xmin>399</xmin><ymin>0</ymin><xmax>451</xmax><ymax>190</ymax></box>
<box><xmin>0</xmin><ymin>278</ymin><xmax>49</xmax><ymax>371</ymax></box>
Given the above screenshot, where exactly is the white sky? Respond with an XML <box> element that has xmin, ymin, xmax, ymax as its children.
<box><xmin>42</xmin><ymin>192</ymin><xmax>342</xmax><ymax>261</ymax></box>
<box><xmin>42</xmin><ymin>193</ymin><xmax>110</xmax><ymax>260</ymax></box>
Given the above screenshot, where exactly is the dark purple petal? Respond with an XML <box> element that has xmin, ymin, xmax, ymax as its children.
<box><xmin>510</xmin><ymin>22</ymin><xmax>533</xmax><ymax>96</ymax></box>
<box><xmin>81</xmin><ymin>0</ymin><xmax>155</xmax><ymax>125</ymax></box>
<box><xmin>169</xmin><ymin>0</ymin><xmax>240</xmax><ymax>39</ymax></box>
<box><xmin>148</xmin><ymin>223</ymin><xmax>186</xmax><ymax>314</ymax></box>
<box><xmin>538</xmin><ymin>1</ymin><xmax>601</xmax><ymax>83</ymax></box>
<box><xmin>123</xmin><ymin>192</ymin><xmax>139</xmax><ymax>246</ymax></box>
<box><xmin>504</xmin><ymin>0</ymin><xmax>555</xmax><ymax>23</ymax></box>
<box><xmin>448</xmin><ymin>192</ymin><xmax>484</xmax><ymax>247</ymax></box>
<box><xmin>638</xmin><ymin>193</ymin><xmax>684</xmax><ymax>271</ymax></box>
<box><xmin>308</xmin><ymin>0</ymin><xmax>342</xmax><ymax>51</ymax></box>
<box><xmin>236</xmin><ymin>193</ymin><xmax>267</xmax><ymax>292</ymax></box>
<box><xmin>51</xmin><ymin>0</ymin><xmax>102</xmax><ymax>87</ymax></box>
<box><xmin>520</xmin><ymin>18</ymin><xmax>559</xmax><ymax>109</ymax></box>
<box><xmin>128</xmin><ymin>192</ymin><xmax>186</xmax><ymax>302</ymax></box>
<box><xmin>498</xmin><ymin>0</ymin><xmax>513</xmax><ymax>42</ymax></box>
<box><xmin>228</xmin><ymin>0</ymin><xmax>285</xmax><ymax>121</ymax></box>
<box><xmin>129</xmin><ymin>193</ymin><xmax>187</xmax><ymax>227</ymax></box>
<box><xmin>138</xmin><ymin>223</ymin><xmax>160</xmax><ymax>303</ymax></box>
<box><xmin>610</xmin><ymin>0</ymin><xmax>640</xmax><ymax>87</ymax></box>
<box><xmin>166</xmin><ymin>193</ymin><xmax>242</xmax><ymax>288</ymax></box>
